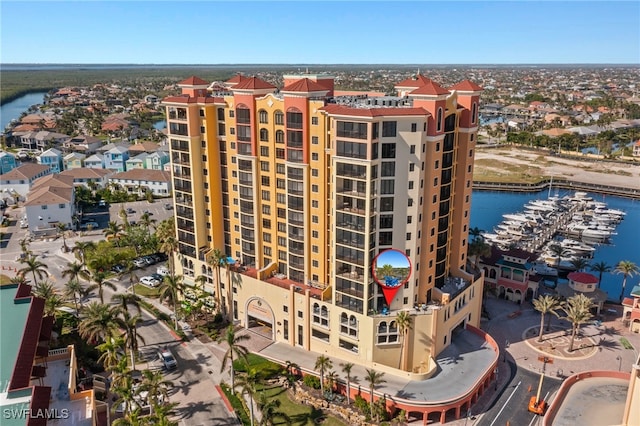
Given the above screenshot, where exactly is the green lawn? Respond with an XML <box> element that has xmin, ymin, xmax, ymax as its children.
<box><xmin>256</xmin><ymin>385</ymin><xmax>346</xmax><ymax>426</ymax></box>
<box><xmin>0</xmin><ymin>274</ymin><xmax>12</xmax><ymax>286</ymax></box>
<box><xmin>133</xmin><ymin>284</ymin><xmax>159</xmax><ymax>297</ymax></box>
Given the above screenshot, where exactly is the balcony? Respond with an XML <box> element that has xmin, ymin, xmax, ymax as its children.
<box><xmin>336</xmin><ymin>187</ymin><xmax>368</xmax><ymax>198</ymax></box>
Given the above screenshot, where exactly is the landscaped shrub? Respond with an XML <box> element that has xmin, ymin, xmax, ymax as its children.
<box><xmin>354</xmin><ymin>394</ymin><xmax>370</xmax><ymax>418</ymax></box>
<box><xmin>220</xmin><ymin>383</ymin><xmax>250</xmax><ymax>425</ymax></box>
<box><xmin>303</xmin><ymin>374</ymin><xmax>321</xmax><ymax>389</ymax></box>
<box><xmin>233</xmin><ymin>353</ymin><xmax>283</xmax><ymax>379</ymax></box>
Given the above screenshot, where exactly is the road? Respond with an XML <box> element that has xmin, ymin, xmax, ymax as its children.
<box><xmin>476</xmin><ymin>362</ymin><xmax>561</xmax><ymax>426</ymax></box>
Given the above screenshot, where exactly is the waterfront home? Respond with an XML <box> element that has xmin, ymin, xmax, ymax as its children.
<box><xmin>128</xmin><ymin>140</ymin><xmax>162</xmax><ymax>155</ymax></box>
<box><xmin>0</xmin><ymin>151</ymin><xmax>17</xmax><ymax>175</ymax></box>
<box><xmin>556</xmin><ymin>271</ymin><xmax>607</xmax><ymax>314</ymax></box>
<box><xmin>145</xmin><ymin>151</ymin><xmax>169</xmax><ymax>170</ymax></box>
<box><xmin>125</xmin><ymin>152</ymin><xmax>149</xmax><ymax>170</ymax></box>
<box><xmin>13</xmin><ymin>130</ymin><xmax>69</xmax><ymax>151</ymax></box>
<box><xmin>0</xmin><ymin>164</ymin><xmax>51</xmax><ymax>200</ymax></box>
<box><xmin>63</xmin><ymin>152</ymin><xmax>86</xmax><ymax>170</ymax></box>
<box><xmin>60</xmin><ymin>167</ymin><xmax>112</xmax><ymax>189</ymax></box>
<box><xmin>108</xmin><ymin>169</ymin><xmax>171</xmax><ymax>197</ymax></box>
<box><xmin>24</xmin><ymin>174</ymin><xmax>75</xmax><ymax>233</ymax></box>
<box><xmin>84</xmin><ymin>154</ymin><xmax>105</xmax><ymax>169</ymax></box>
<box><xmin>36</xmin><ymin>148</ymin><xmax>63</xmax><ymax>173</ymax></box>
<box><xmin>63</xmin><ymin>135</ymin><xmax>103</xmax><ymax>154</ymax></box>
<box><xmin>479</xmin><ymin>246</ymin><xmax>541</xmax><ymax>303</ymax></box>
<box><xmin>622</xmin><ymin>285</ymin><xmax>640</xmax><ymax>333</ymax></box>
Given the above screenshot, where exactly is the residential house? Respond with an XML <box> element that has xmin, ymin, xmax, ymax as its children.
<box><xmin>60</xmin><ymin>168</ymin><xmax>112</xmax><ymax>189</ymax></box>
<box><xmin>103</xmin><ymin>145</ymin><xmax>129</xmax><ymax>172</ymax></box>
<box><xmin>633</xmin><ymin>140</ymin><xmax>640</xmax><ymax>157</ymax></box>
<box><xmin>14</xmin><ymin>130</ymin><xmax>68</xmax><ymax>151</ymax></box>
<box><xmin>0</xmin><ymin>164</ymin><xmax>51</xmax><ymax>200</ymax></box>
<box><xmin>144</xmin><ymin>151</ymin><xmax>169</xmax><ymax>170</ymax></box>
<box><xmin>556</xmin><ymin>271</ymin><xmax>607</xmax><ymax>314</ymax></box>
<box><xmin>479</xmin><ymin>246</ymin><xmax>541</xmax><ymax>303</ymax></box>
<box><xmin>0</xmin><ymin>283</ymin><xmax>109</xmax><ymax>426</ymax></box>
<box><xmin>24</xmin><ymin>174</ymin><xmax>75</xmax><ymax>233</ymax></box>
<box><xmin>63</xmin><ymin>152</ymin><xmax>86</xmax><ymax>170</ymax></box>
<box><xmin>36</xmin><ymin>148</ymin><xmax>63</xmax><ymax>173</ymax></box>
<box><xmin>108</xmin><ymin>169</ymin><xmax>171</xmax><ymax>196</ymax></box>
<box><xmin>84</xmin><ymin>154</ymin><xmax>105</xmax><ymax>169</ymax></box>
<box><xmin>63</xmin><ymin>135</ymin><xmax>103</xmax><ymax>154</ymax></box>
<box><xmin>125</xmin><ymin>153</ymin><xmax>149</xmax><ymax>170</ymax></box>
<box><xmin>0</xmin><ymin>151</ymin><xmax>17</xmax><ymax>175</ymax></box>
<box><xmin>128</xmin><ymin>141</ymin><xmax>160</xmax><ymax>155</ymax></box>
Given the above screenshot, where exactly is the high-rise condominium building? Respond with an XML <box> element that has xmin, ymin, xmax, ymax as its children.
<box><xmin>163</xmin><ymin>72</ymin><xmax>485</xmax><ymax>377</ymax></box>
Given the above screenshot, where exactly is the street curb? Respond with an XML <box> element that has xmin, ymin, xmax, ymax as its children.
<box><xmin>215</xmin><ymin>385</ymin><xmax>234</xmax><ymax>413</ymax></box>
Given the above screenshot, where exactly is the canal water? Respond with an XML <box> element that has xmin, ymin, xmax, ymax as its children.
<box><xmin>1</xmin><ymin>91</ymin><xmax>48</xmax><ymax>131</ymax></box>
<box><xmin>470</xmin><ymin>190</ymin><xmax>640</xmax><ymax>302</ymax></box>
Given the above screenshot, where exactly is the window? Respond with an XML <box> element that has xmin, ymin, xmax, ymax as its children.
<box><xmin>377</xmin><ymin>321</ymin><xmax>399</xmax><ymax>344</ymax></box>
<box><xmin>283</xmin><ymin>305</ymin><xmax>288</xmax><ymax>313</ymax></box>
<box><xmin>260</xmin><ymin>161</ymin><xmax>269</xmax><ymax>171</ymax></box>
<box><xmin>261</xmin><ymin>176</ymin><xmax>270</xmax><ymax>186</ymax></box>
<box><xmin>336</xmin><ymin>121</ymin><xmax>367</xmax><ymax>139</ymax></box>
<box><xmin>274</xmin><ymin>110</ymin><xmax>284</xmax><ymax>125</ymax></box>
<box><xmin>336</xmin><ymin>141</ymin><xmax>367</xmax><ymax>159</ymax></box>
<box><xmin>408</xmin><ymin>181</ymin><xmax>414</xmax><ymax>190</ymax></box>
<box><xmin>410</xmin><ymin>145</ymin><xmax>416</xmax><ymax>154</ymax></box>
<box><xmin>380</xmin><ymin>197</ymin><xmax>394</xmax><ymax>211</ymax></box>
<box><xmin>311</xmin><ymin>153</ymin><xmax>319</xmax><ymax>161</ymax></box>
<box><xmin>471</xmin><ymin>102</ymin><xmax>477</xmax><ymax>124</ymax></box>
<box><xmin>381</xmin><ymin>180</ymin><xmax>394</xmax><ymax>194</ymax></box>
<box><xmin>58</xmin><ymin>203</ymin><xmax>65</xmax><ymax>208</ymax></box>
<box><xmin>259</xmin><ymin>128</ymin><xmax>269</xmax><ymax>142</ymax></box>
<box><xmin>275</xmin><ymin>130</ymin><xmax>285</xmax><ymax>143</ymax></box>
<box><xmin>407</xmin><ymin>216</ymin><xmax>412</xmax><ymax>224</ymax></box>
<box><xmin>381</xmin><ymin>162</ymin><xmax>395</xmax><ymax>177</ymax></box>
<box><xmin>411</xmin><ymin>123</ymin><xmax>417</xmax><ymax>132</ymax></box>
<box><xmin>382</xmin><ymin>121</ymin><xmax>397</xmax><ymax>137</ymax></box>
<box><xmin>340</xmin><ymin>313</ymin><xmax>359</xmax><ymax>339</ymax></box>
<box><xmin>406</xmin><ymin>233</ymin><xmax>412</xmax><ymax>240</ymax></box>
<box><xmin>286</xmin><ymin>111</ymin><xmax>303</xmax><ymax>129</ymax></box>
<box><xmin>263</xmin><ymin>232</ymin><xmax>271</xmax><ymax>242</ymax></box>
<box><xmin>276</xmin><ymin>148</ymin><xmax>285</xmax><ymax>159</ymax></box>
<box><xmin>312</xmin><ymin>303</ymin><xmax>329</xmax><ymax>328</ymax></box>
<box><xmin>229</xmin><ymin>110</ymin><xmax>235</xmax><ymax>118</ymax></box>
<box><xmin>259</xmin><ymin>109</ymin><xmax>268</xmax><ymax>124</ymax></box>
<box><xmin>311</xmin><ymin>117</ymin><xmax>318</xmax><ymax>125</ymax></box>
<box><xmin>381</xmin><ymin>143</ymin><xmax>396</xmax><ymax>158</ymax></box>
<box><xmin>260</xmin><ymin>146</ymin><xmax>269</xmax><ymax>156</ymax></box>
<box><xmin>311</xmin><ymin>169</ymin><xmax>318</xmax><ymax>177</ymax></box>
<box><xmin>41</xmin><ymin>205</ymin><xmax>48</xmax><ymax>210</ymax></box>
<box><xmin>379</xmin><ymin>231</ymin><xmax>393</xmax><ymax>245</ymax></box>
<box><xmin>217</xmin><ymin>108</ymin><xmax>225</xmax><ymax>121</ymax></box>
<box><xmin>409</xmin><ymin>163</ymin><xmax>415</xmax><ymax>172</ymax></box>
<box><xmin>379</xmin><ymin>215</ymin><xmax>393</xmax><ymax>229</ymax></box>
<box><xmin>312</xmin><ymin>136</ymin><xmax>319</xmax><ymax>145</ymax></box>
<box><xmin>261</xmin><ymin>190</ymin><xmax>270</xmax><ymax>201</ymax></box>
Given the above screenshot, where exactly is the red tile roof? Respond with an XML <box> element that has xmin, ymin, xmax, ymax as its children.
<box><xmin>282</xmin><ymin>78</ymin><xmax>329</xmax><ymax>93</ymax></box>
<box><xmin>395</xmin><ymin>74</ymin><xmax>433</xmax><ymax>88</ymax></box>
<box><xmin>178</xmin><ymin>76</ymin><xmax>208</xmax><ymax>86</ymax></box>
<box><xmin>225</xmin><ymin>74</ymin><xmax>247</xmax><ymax>84</ymax></box>
<box><xmin>449</xmin><ymin>80</ymin><xmax>484</xmax><ymax>92</ymax></box>
<box><xmin>409</xmin><ymin>81</ymin><xmax>450</xmax><ymax>96</ymax></box>
<box><xmin>321</xmin><ymin>104</ymin><xmax>428</xmax><ymax>117</ymax></box>
<box><xmin>233</xmin><ymin>76</ymin><xmax>276</xmax><ymax>90</ymax></box>
<box><xmin>567</xmin><ymin>271</ymin><xmax>599</xmax><ymax>284</ymax></box>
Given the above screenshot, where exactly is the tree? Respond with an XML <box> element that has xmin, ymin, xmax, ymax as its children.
<box><xmin>570</xmin><ymin>257</ymin><xmax>590</xmax><ymax>272</ymax></box>
<box><xmin>532</xmin><ymin>295</ymin><xmax>562</xmax><ymax>341</ymax></box>
<box><xmin>257</xmin><ymin>394</ymin><xmax>290</xmax><ymax>426</ymax></box>
<box><xmin>32</xmin><ymin>281</ymin><xmax>64</xmax><ymax>317</ymax></box>
<box><xmin>395</xmin><ymin>311</ymin><xmax>413</xmax><ymax>371</ymax></box>
<box><xmin>97</xmin><ymin>337</ymin><xmax>125</xmax><ymax>371</ymax></box>
<box><xmin>139</xmin><ymin>369</ymin><xmax>173</xmax><ymax>417</ymax></box>
<box><xmin>325</xmin><ymin>370</ymin><xmax>339</xmax><ymax>396</ymax></box>
<box><xmin>217</xmin><ymin>325</ymin><xmax>250</xmax><ymax>390</ymax></box>
<box><xmin>139</xmin><ymin>212</ymin><xmax>156</xmax><ymax>238</ymax></box>
<box><xmin>104</xmin><ymin>221</ymin><xmax>124</xmax><ymax>246</ymax></box>
<box><xmin>56</xmin><ymin>222</ymin><xmax>69</xmax><ymax>251</ymax></box>
<box><xmin>62</xmin><ymin>261</ymin><xmax>84</xmax><ymax>285</ymax></box>
<box><xmin>590</xmin><ymin>261</ymin><xmax>611</xmax><ymax>289</ymax></box>
<box><xmin>364</xmin><ymin>369</ymin><xmax>386</xmax><ymax>421</ymax></box>
<box><xmin>63</xmin><ymin>279</ymin><xmax>85</xmax><ymax>315</ymax></box>
<box><xmin>468</xmin><ymin>226</ymin><xmax>485</xmax><ymax>242</ymax></box>
<box><xmin>111</xmin><ymin>372</ymin><xmax>140</xmax><ymax>418</ymax></box>
<box><xmin>236</xmin><ymin>369</ymin><xmax>260</xmax><ymax>426</ymax></box>
<box><xmin>208</xmin><ymin>248</ymin><xmax>227</xmax><ymax>316</ymax></box>
<box><xmin>79</xmin><ymin>302</ymin><xmax>121</xmax><ymax>343</ymax></box>
<box><xmin>113</xmin><ymin>292</ymin><xmax>144</xmax><ymax>368</ymax></box>
<box><xmin>547</xmin><ymin>243</ymin><xmax>571</xmax><ymax>268</ymax></box>
<box><xmin>18</xmin><ymin>255</ymin><xmax>48</xmax><ymax>286</ymax></box>
<box><xmin>468</xmin><ymin>238</ymin><xmax>492</xmax><ymax>271</ymax></box>
<box><xmin>87</xmin><ymin>270</ymin><xmax>116</xmax><ymax>304</ymax></box>
<box><xmin>157</xmin><ymin>220</ymin><xmax>178</xmax><ymax>275</ymax></box>
<box><xmin>72</xmin><ymin>240</ymin><xmax>95</xmax><ymax>266</ymax></box>
<box><xmin>340</xmin><ymin>362</ymin><xmax>354</xmax><ymax>405</ymax></box>
<box><xmin>314</xmin><ymin>355</ymin><xmax>333</xmax><ymax>397</ymax></box>
<box><xmin>614</xmin><ymin>260</ymin><xmax>639</xmax><ymax>303</ymax></box>
<box><xmin>561</xmin><ymin>294</ymin><xmax>594</xmax><ymax>352</ymax></box>
<box><xmin>158</xmin><ymin>274</ymin><xmax>184</xmax><ymax>330</ymax></box>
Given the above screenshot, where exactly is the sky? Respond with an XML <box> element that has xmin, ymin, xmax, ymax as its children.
<box><xmin>1</xmin><ymin>1</ymin><xmax>638</xmax><ymax>65</ymax></box>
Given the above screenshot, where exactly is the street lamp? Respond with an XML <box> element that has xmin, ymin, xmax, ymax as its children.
<box><xmin>616</xmin><ymin>355</ymin><xmax>622</xmax><ymax>372</ymax></box>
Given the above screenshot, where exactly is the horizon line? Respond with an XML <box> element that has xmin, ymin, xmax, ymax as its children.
<box><xmin>2</xmin><ymin>62</ymin><xmax>639</xmax><ymax>67</ymax></box>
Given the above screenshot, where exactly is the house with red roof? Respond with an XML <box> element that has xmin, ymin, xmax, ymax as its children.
<box><xmin>622</xmin><ymin>285</ymin><xmax>640</xmax><ymax>333</ymax></box>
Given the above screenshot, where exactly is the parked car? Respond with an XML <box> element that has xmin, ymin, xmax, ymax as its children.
<box><xmin>150</xmin><ymin>273</ymin><xmax>163</xmax><ymax>282</ymax></box>
<box><xmin>140</xmin><ymin>276</ymin><xmax>160</xmax><ymax>287</ymax></box>
<box><xmin>111</xmin><ymin>264</ymin><xmax>124</xmax><ymax>274</ymax></box>
<box><xmin>157</xmin><ymin>349</ymin><xmax>177</xmax><ymax>370</ymax></box>
<box><xmin>142</xmin><ymin>256</ymin><xmax>155</xmax><ymax>265</ymax></box>
<box><xmin>126</xmin><ymin>208</ymin><xmax>135</xmax><ymax>214</ymax></box>
<box><xmin>164</xmin><ymin>203</ymin><xmax>173</xmax><ymax>210</ymax></box>
<box><xmin>157</xmin><ymin>265</ymin><xmax>169</xmax><ymax>276</ymax></box>
<box><xmin>80</xmin><ymin>221</ymin><xmax>99</xmax><ymax>230</ymax></box>
<box><xmin>133</xmin><ymin>258</ymin><xmax>147</xmax><ymax>268</ymax></box>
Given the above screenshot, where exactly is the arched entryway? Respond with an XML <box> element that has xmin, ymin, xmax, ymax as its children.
<box><xmin>245</xmin><ymin>297</ymin><xmax>275</xmax><ymax>340</ymax></box>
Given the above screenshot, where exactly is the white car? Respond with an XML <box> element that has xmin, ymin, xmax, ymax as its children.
<box><xmin>158</xmin><ymin>349</ymin><xmax>177</xmax><ymax>370</ymax></box>
<box><xmin>157</xmin><ymin>265</ymin><xmax>169</xmax><ymax>276</ymax></box>
<box><xmin>140</xmin><ymin>276</ymin><xmax>160</xmax><ymax>287</ymax></box>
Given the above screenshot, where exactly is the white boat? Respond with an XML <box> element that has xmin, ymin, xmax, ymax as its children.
<box><xmin>560</xmin><ymin>239</ymin><xmax>595</xmax><ymax>255</ymax></box>
<box><xmin>531</xmin><ymin>261</ymin><xmax>559</xmax><ymax>277</ymax></box>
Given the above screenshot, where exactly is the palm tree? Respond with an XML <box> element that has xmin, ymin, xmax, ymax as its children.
<box><xmin>63</xmin><ymin>279</ymin><xmax>85</xmax><ymax>315</ymax></box>
<box><xmin>532</xmin><ymin>295</ymin><xmax>562</xmax><ymax>341</ymax></box>
<box><xmin>614</xmin><ymin>260</ymin><xmax>639</xmax><ymax>303</ymax></box>
<box><xmin>112</xmin><ymin>408</ymin><xmax>145</xmax><ymax>426</ymax></box>
<box><xmin>469</xmin><ymin>226</ymin><xmax>485</xmax><ymax>242</ymax></box>
<box><xmin>217</xmin><ymin>325</ymin><xmax>250</xmax><ymax>390</ymax></box>
<box><xmin>78</xmin><ymin>302</ymin><xmax>121</xmax><ymax>343</ymax></box>
<box><xmin>139</xmin><ymin>369</ymin><xmax>173</xmax><ymax>417</ymax></box>
<box><xmin>570</xmin><ymin>257</ymin><xmax>590</xmax><ymax>272</ymax></box>
<box><xmin>561</xmin><ymin>293</ymin><xmax>594</xmax><ymax>352</ymax></box>
<box><xmin>340</xmin><ymin>362</ymin><xmax>354</xmax><ymax>405</ymax></box>
<box><xmin>158</xmin><ymin>274</ymin><xmax>184</xmax><ymax>330</ymax></box>
<box><xmin>590</xmin><ymin>261</ymin><xmax>611</xmax><ymax>289</ymax></box>
<box><xmin>10</xmin><ymin>275</ymin><xmax>28</xmax><ymax>286</ymax></box>
<box><xmin>147</xmin><ymin>401</ymin><xmax>178</xmax><ymax>426</ymax></box>
<box><xmin>18</xmin><ymin>237</ymin><xmax>31</xmax><ymax>256</ymax></box>
<box><xmin>104</xmin><ymin>221</ymin><xmax>124</xmax><ymax>246</ymax></box>
<box><xmin>257</xmin><ymin>393</ymin><xmax>290</xmax><ymax>426</ymax></box>
<box><xmin>364</xmin><ymin>369</ymin><xmax>386</xmax><ymax>421</ymax></box>
<box><xmin>208</xmin><ymin>248</ymin><xmax>227</xmax><ymax>316</ymax></box>
<box><xmin>236</xmin><ymin>369</ymin><xmax>260</xmax><ymax>426</ymax></box>
<box><xmin>32</xmin><ymin>281</ymin><xmax>64</xmax><ymax>318</ymax></box>
<box><xmin>468</xmin><ymin>238</ymin><xmax>492</xmax><ymax>270</ymax></box>
<box><xmin>62</xmin><ymin>261</ymin><xmax>84</xmax><ymax>285</ymax></box>
<box><xmin>56</xmin><ymin>222</ymin><xmax>69</xmax><ymax>251</ymax></box>
<box><xmin>139</xmin><ymin>212</ymin><xmax>156</xmax><ymax>238</ymax></box>
<box><xmin>395</xmin><ymin>311</ymin><xmax>413</xmax><ymax>371</ymax></box>
<box><xmin>72</xmin><ymin>240</ymin><xmax>95</xmax><ymax>266</ymax></box>
<box><xmin>111</xmin><ymin>373</ymin><xmax>139</xmax><ymax>418</ymax></box>
<box><xmin>87</xmin><ymin>270</ymin><xmax>115</xmax><ymax>304</ymax></box>
<box><xmin>157</xmin><ymin>219</ymin><xmax>178</xmax><ymax>273</ymax></box>
<box><xmin>547</xmin><ymin>243</ymin><xmax>571</xmax><ymax>268</ymax></box>
<box><xmin>97</xmin><ymin>337</ymin><xmax>125</xmax><ymax>371</ymax></box>
<box><xmin>18</xmin><ymin>255</ymin><xmax>48</xmax><ymax>286</ymax></box>
<box><xmin>314</xmin><ymin>355</ymin><xmax>333</xmax><ymax>397</ymax></box>
<box><xmin>325</xmin><ymin>370</ymin><xmax>339</xmax><ymax>396</ymax></box>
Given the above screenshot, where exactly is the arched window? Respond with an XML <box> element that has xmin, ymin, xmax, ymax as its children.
<box><xmin>313</xmin><ymin>303</ymin><xmax>329</xmax><ymax>327</ymax></box>
<box><xmin>274</xmin><ymin>110</ymin><xmax>284</xmax><ymax>126</ymax></box>
<box><xmin>471</xmin><ymin>102</ymin><xmax>477</xmax><ymax>124</ymax></box>
<box><xmin>259</xmin><ymin>128</ymin><xmax>269</xmax><ymax>142</ymax></box>
<box><xmin>377</xmin><ymin>321</ymin><xmax>398</xmax><ymax>344</ymax></box>
<box><xmin>437</xmin><ymin>108</ymin><xmax>443</xmax><ymax>132</ymax></box>
<box><xmin>259</xmin><ymin>109</ymin><xmax>268</xmax><ymax>124</ymax></box>
<box><xmin>201</xmin><ymin>265</ymin><xmax>206</xmax><ymax>274</ymax></box>
<box><xmin>275</xmin><ymin>130</ymin><xmax>285</xmax><ymax>144</ymax></box>
<box><xmin>378</xmin><ymin>321</ymin><xmax>388</xmax><ymax>334</ymax></box>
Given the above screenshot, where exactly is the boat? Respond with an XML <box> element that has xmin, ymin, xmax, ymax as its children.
<box><xmin>531</xmin><ymin>261</ymin><xmax>559</xmax><ymax>277</ymax></box>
